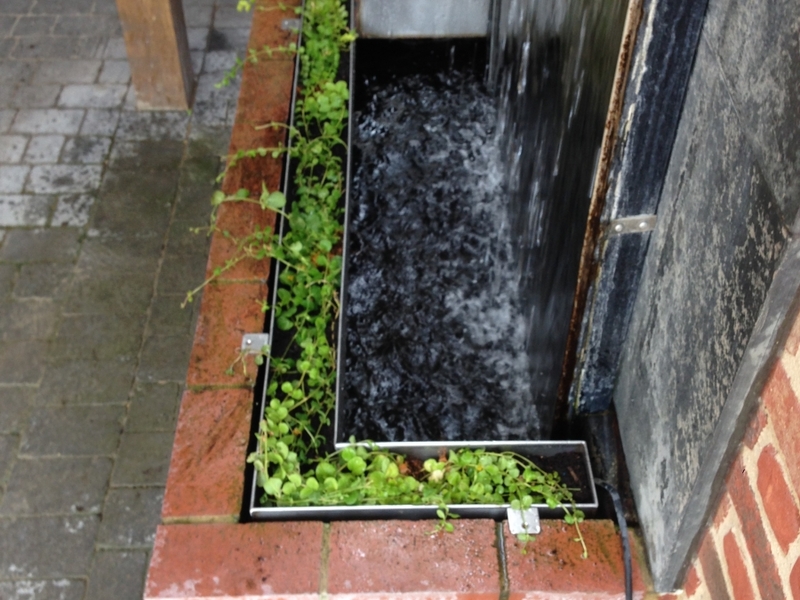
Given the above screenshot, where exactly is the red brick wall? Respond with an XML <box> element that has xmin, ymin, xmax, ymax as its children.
<box><xmin>673</xmin><ymin>310</ymin><xmax>800</xmax><ymax>599</ymax></box>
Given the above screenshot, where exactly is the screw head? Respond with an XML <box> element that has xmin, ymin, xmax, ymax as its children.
<box><xmin>614</xmin><ymin>223</ymin><xmax>624</xmax><ymax>233</ymax></box>
<box><xmin>246</xmin><ymin>338</ymin><xmax>253</xmax><ymax>345</ymax></box>
<box><xmin>638</xmin><ymin>221</ymin><xmax>648</xmax><ymax>230</ymax></box>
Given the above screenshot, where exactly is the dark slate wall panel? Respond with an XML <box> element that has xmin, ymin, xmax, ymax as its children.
<box><xmin>703</xmin><ymin>0</ymin><xmax>800</xmax><ymax>220</ymax></box>
<box><xmin>614</xmin><ymin>34</ymin><xmax>788</xmax><ymax>588</ymax></box>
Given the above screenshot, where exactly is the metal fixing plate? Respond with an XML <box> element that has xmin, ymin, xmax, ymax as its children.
<box><xmin>608</xmin><ymin>214</ymin><xmax>657</xmax><ymax>236</ymax></box>
<box><xmin>507</xmin><ymin>507</ymin><xmax>541</xmax><ymax>536</ymax></box>
<box><xmin>241</xmin><ymin>333</ymin><xmax>270</xmax><ymax>354</ymax></box>
<box><xmin>281</xmin><ymin>18</ymin><xmax>302</xmax><ymax>31</ymax></box>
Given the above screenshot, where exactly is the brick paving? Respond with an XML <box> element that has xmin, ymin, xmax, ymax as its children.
<box><xmin>0</xmin><ymin>0</ymin><xmax>251</xmax><ymax>597</ymax></box>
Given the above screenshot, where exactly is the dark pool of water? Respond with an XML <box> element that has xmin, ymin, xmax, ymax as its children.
<box><xmin>340</xmin><ymin>59</ymin><xmax>540</xmax><ymax>443</ymax></box>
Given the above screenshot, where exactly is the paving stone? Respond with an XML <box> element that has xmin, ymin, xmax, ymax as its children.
<box><xmin>0</xmin><ymin>456</ymin><xmax>111</xmax><ymax>515</ymax></box>
<box><xmin>98</xmin><ymin>59</ymin><xmax>130</xmax><ymax>84</ymax></box>
<box><xmin>148</xmin><ymin>291</ymin><xmax>202</xmax><ymax>338</ymax></box>
<box><xmin>0</xmin><ymin>109</ymin><xmax>17</xmax><ymax>133</ymax></box>
<box><xmin>22</xmin><ymin>405</ymin><xmax>124</xmax><ymax>456</ymax></box>
<box><xmin>0</xmin><ymin>134</ymin><xmax>28</xmax><ymax>162</ymax></box>
<box><xmin>23</xmin><ymin>134</ymin><xmax>64</xmax><ymax>164</ymax></box>
<box><xmin>111</xmin><ymin>432</ymin><xmax>173</xmax><ymax>486</ymax></box>
<box><xmin>126</xmin><ymin>382</ymin><xmax>182</xmax><ymax>432</ymax></box>
<box><xmin>0</xmin><ymin>83</ymin><xmax>15</xmax><ymax>106</ymax></box>
<box><xmin>84</xmin><ymin>550</ymin><xmax>147</xmax><ymax>600</ymax></box>
<box><xmin>157</xmin><ymin>253</ymin><xmax>208</xmax><ymax>296</ymax></box>
<box><xmin>184</xmin><ymin>3</ymin><xmax>214</xmax><ymax>27</ymax></box>
<box><xmin>63</xmin><ymin>268</ymin><xmax>156</xmax><ymax>317</ymax></box>
<box><xmin>80</xmin><ymin>108</ymin><xmax>119</xmax><ymax>136</ymax></box>
<box><xmin>187</xmin><ymin>27</ymin><xmax>209</xmax><ymax>51</ymax></box>
<box><xmin>0</xmin><ymin>194</ymin><xmax>51</xmax><ymax>227</ymax></box>
<box><xmin>0</xmin><ymin>298</ymin><xmax>58</xmax><ymax>341</ymax></box>
<box><xmin>32</xmin><ymin>60</ymin><xmax>101</xmax><ymax>84</ymax></box>
<box><xmin>0</xmin><ymin>340</ymin><xmax>46</xmax><ymax>384</ymax></box>
<box><xmin>122</xmin><ymin>85</ymin><xmax>137</xmax><ymax>110</ymax></box>
<box><xmin>101</xmin><ymin>37</ymin><xmax>127</xmax><ymax>60</ymax></box>
<box><xmin>92</xmin><ymin>0</ymin><xmax>120</xmax><ymax>16</ymax></box>
<box><xmin>0</xmin><ymin>388</ymin><xmax>34</xmax><ymax>434</ymax></box>
<box><xmin>191</xmin><ymin>79</ymin><xmax>237</xmax><ymax>131</ymax></box>
<box><xmin>60</xmin><ymin>136</ymin><xmax>111</xmax><ymax>164</ymax></box>
<box><xmin>92</xmin><ymin>169</ymin><xmax>178</xmax><ymax>235</ymax></box>
<box><xmin>108</xmin><ymin>138</ymin><xmax>184</xmax><ymax>171</ymax></box>
<box><xmin>49</xmin><ymin>312</ymin><xmax>144</xmax><ymax>363</ymax></box>
<box><xmin>58</xmin><ymin>84</ymin><xmax>127</xmax><ymax>109</ymax></box>
<box><xmin>0</xmin><ymin>61</ymin><xmax>34</xmax><ymax>85</ymax></box>
<box><xmin>32</xmin><ymin>0</ymin><xmax>95</xmax><ymax>14</ymax></box>
<box><xmin>116</xmin><ymin>111</ymin><xmax>190</xmax><ymax>141</ymax></box>
<box><xmin>211</xmin><ymin>27</ymin><xmax>252</xmax><ymax>52</ymax></box>
<box><xmin>0</xmin><ymin>16</ymin><xmax>18</xmax><ymax>36</ymax></box>
<box><xmin>137</xmin><ymin>335</ymin><xmax>193</xmax><ymax>383</ymax></box>
<box><xmin>11</xmin><ymin>108</ymin><xmax>84</xmax><ymax>134</ymax></box>
<box><xmin>0</xmin><ymin>515</ymin><xmax>99</xmax><ymax>578</ymax></box>
<box><xmin>165</xmin><ymin>219</ymin><xmax>214</xmax><ymax>256</ymax></box>
<box><xmin>0</xmin><ymin>228</ymin><xmax>80</xmax><ymax>263</ymax></box>
<box><xmin>54</xmin><ymin>14</ymin><xmax>120</xmax><ymax>37</ymax></box>
<box><xmin>0</xmin><ymin>165</ymin><xmax>29</xmax><ymax>193</ymax></box>
<box><xmin>0</xmin><ymin>434</ymin><xmax>19</xmax><ymax>485</ymax></box>
<box><xmin>202</xmin><ymin>49</ymin><xmax>240</xmax><ymax>74</ymax></box>
<box><xmin>0</xmin><ymin>579</ymin><xmax>86</xmax><ymax>600</ymax></box>
<box><xmin>173</xmin><ymin>184</ymin><xmax>217</xmax><ymax>226</ymax></box>
<box><xmin>36</xmin><ymin>357</ymin><xmax>136</xmax><ymax>406</ymax></box>
<box><xmin>12</xmin><ymin>15</ymin><xmax>57</xmax><ymax>36</ymax></box>
<box><xmin>12</xmin><ymin>36</ymin><xmax>92</xmax><ymax>60</ymax></box>
<box><xmin>213</xmin><ymin>5</ymin><xmax>254</xmax><ymax>28</ymax></box>
<box><xmin>74</xmin><ymin>36</ymin><xmax>107</xmax><ymax>60</ymax></box>
<box><xmin>1</xmin><ymin>0</ymin><xmax>34</xmax><ymax>13</ymax></box>
<box><xmin>0</xmin><ymin>38</ymin><xmax>17</xmax><ymax>59</ymax></box>
<box><xmin>0</xmin><ymin>263</ymin><xmax>16</xmax><ymax>297</ymax></box>
<box><xmin>97</xmin><ymin>487</ymin><xmax>164</xmax><ymax>546</ymax></box>
<box><xmin>190</xmin><ymin>50</ymin><xmax>205</xmax><ymax>76</ymax></box>
<box><xmin>52</xmin><ymin>193</ymin><xmax>94</xmax><ymax>227</ymax></box>
<box><xmin>27</xmin><ymin>164</ymin><xmax>102</xmax><ymax>194</ymax></box>
<box><xmin>62</xmin><ymin>237</ymin><xmax>160</xmax><ymax>314</ymax></box>
<box><xmin>10</xmin><ymin>83</ymin><xmax>61</xmax><ymax>108</ymax></box>
<box><xmin>15</xmin><ymin>262</ymin><xmax>73</xmax><ymax>298</ymax></box>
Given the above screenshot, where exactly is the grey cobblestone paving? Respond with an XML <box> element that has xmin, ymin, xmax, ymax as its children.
<box><xmin>0</xmin><ymin>0</ymin><xmax>251</xmax><ymax>597</ymax></box>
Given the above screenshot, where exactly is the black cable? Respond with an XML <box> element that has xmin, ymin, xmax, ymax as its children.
<box><xmin>595</xmin><ymin>479</ymin><xmax>632</xmax><ymax>600</ymax></box>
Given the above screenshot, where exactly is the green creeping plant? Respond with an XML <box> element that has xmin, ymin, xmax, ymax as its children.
<box><xmin>188</xmin><ymin>0</ymin><xmax>587</xmax><ymax>558</ymax></box>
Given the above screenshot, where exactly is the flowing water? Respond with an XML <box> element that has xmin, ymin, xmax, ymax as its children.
<box><xmin>339</xmin><ymin>0</ymin><xmax>628</xmax><ymax>441</ymax></box>
<box><xmin>342</xmin><ymin>55</ymin><xmax>539</xmax><ymax>442</ymax></box>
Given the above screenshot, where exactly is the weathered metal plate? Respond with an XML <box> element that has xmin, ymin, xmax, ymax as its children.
<box><xmin>355</xmin><ymin>0</ymin><xmax>490</xmax><ymax>38</ymax></box>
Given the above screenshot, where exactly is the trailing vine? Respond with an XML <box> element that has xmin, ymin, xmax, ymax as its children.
<box><xmin>187</xmin><ymin>0</ymin><xmax>587</xmax><ymax>555</ymax></box>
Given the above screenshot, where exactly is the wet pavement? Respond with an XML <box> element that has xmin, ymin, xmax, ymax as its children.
<box><xmin>0</xmin><ymin>0</ymin><xmax>250</xmax><ymax>597</ymax></box>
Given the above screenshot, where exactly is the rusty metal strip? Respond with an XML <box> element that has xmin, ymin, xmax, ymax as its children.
<box><xmin>555</xmin><ymin>0</ymin><xmax>645</xmax><ymax>429</ymax></box>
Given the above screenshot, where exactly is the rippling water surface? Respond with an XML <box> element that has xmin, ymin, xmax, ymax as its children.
<box><xmin>342</xmin><ymin>62</ymin><xmax>539</xmax><ymax>442</ymax></box>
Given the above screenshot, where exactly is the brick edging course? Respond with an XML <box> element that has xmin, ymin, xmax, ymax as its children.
<box><xmin>145</xmin><ymin>5</ymin><xmax>654</xmax><ymax>598</ymax></box>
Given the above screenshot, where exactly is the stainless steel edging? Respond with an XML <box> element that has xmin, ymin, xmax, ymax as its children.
<box><xmin>251</xmin><ymin>441</ymin><xmax>598</xmax><ymax>521</ymax></box>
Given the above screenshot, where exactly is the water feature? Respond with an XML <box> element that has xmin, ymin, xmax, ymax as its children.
<box><xmin>339</xmin><ymin>0</ymin><xmax>628</xmax><ymax>441</ymax></box>
<box><xmin>342</xmin><ymin>40</ymin><xmax>538</xmax><ymax>442</ymax></box>
<box><xmin>491</xmin><ymin>0</ymin><xmax>629</xmax><ymax>431</ymax></box>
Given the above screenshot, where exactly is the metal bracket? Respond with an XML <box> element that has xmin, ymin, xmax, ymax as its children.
<box><xmin>608</xmin><ymin>214</ymin><xmax>657</xmax><ymax>236</ymax></box>
<box><xmin>507</xmin><ymin>507</ymin><xmax>541</xmax><ymax>536</ymax></box>
<box><xmin>281</xmin><ymin>18</ymin><xmax>302</xmax><ymax>31</ymax></box>
<box><xmin>241</xmin><ymin>333</ymin><xmax>270</xmax><ymax>354</ymax></box>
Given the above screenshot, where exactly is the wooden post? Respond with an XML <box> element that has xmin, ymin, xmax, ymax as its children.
<box><xmin>115</xmin><ymin>0</ymin><xmax>193</xmax><ymax>110</ymax></box>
